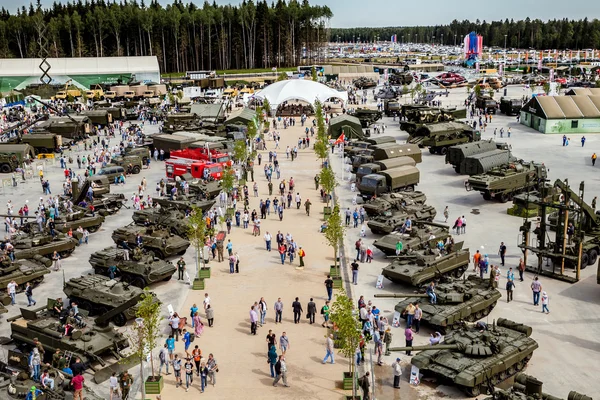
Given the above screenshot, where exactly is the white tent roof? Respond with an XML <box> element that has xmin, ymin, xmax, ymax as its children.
<box><xmin>254</xmin><ymin>80</ymin><xmax>348</xmax><ymax>108</ymax></box>
<box><xmin>0</xmin><ymin>57</ymin><xmax>159</xmax><ymax>77</ymax></box>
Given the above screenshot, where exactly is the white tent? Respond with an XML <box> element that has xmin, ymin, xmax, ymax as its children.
<box><xmin>254</xmin><ymin>80</ymin><xmax>348</xmax><ymax>111</ymax></box>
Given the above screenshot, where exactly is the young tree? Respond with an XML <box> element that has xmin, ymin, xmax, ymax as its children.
<box><xmin>473</xmin><ymin>84</ymin><xmax>482</xmax><ymax>98</ymax></box>
<box><xmin>134</xmin><ymin>288</ymin><xmax>162</xmax><ymax>380</ymax></box>
<box><xmin>220</xmin><ymin>165</ymin><xmax>236</xmax><ymax>198</ymax></box>
<box><xmin>330</xmin><ymin>288</ymin><xmax>362</xmax><ymax>397</ymax></box>
<box><xmin>187</xmin><ymin>206</ymin><xmax>208</xmax><ymax>278</ymax></box>
<box><xmin>263</xmin><ymin>99</ymin><xmax>271</xmax><ymax>116</ymax></box>
<box><xmin>543</xmin><ymin>82</ymin><xmax>551</xmax><ymax>95</ymax></box>
<box><xmin>319</xmin><ymin>166</ymin><xmax>336</xmax><ymax>207</ymax></box>
<box><xmin>324</xmin><ymin>204</ymin><xmax>344</xmax><ymax>271</ymax></box>
<box><xmin>233</xmin><ymin>139</ymin><xmax>248</xmax><ymax>163</ymax></box>
<box><xmin>311</xmin><ymin>65</ymin><xmax>318</xmax><ymax>81</ymax></box>
<box><xmin>277</xmin><ymin>72</ymin><xmax>288</xmax><ymax>82</ymax></box>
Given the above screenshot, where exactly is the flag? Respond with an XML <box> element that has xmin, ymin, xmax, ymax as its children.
<box><xmin>334</xmin><ymin>132</ymin><xmax>345</xmax><ymax>145</ymax></box>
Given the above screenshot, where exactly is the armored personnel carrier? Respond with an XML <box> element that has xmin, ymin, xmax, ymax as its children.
<box><xmin>110</xmin><ymin>155</ymin><xmax>142</xmax><ymax>174</ymax></box>
<box><xmin>12</xmin><ymin>232</ymin><xmax>78</xmax><ymax>260</ymax></box>
<box><xmin>382</xmin><ymin>247</ymin><xmax>470</xmax><ymax>286</ymax></box>
<box><xmin>408</xmin><ymin>122</ymin><xmax>481</xmax><ymax>155</ymax></box>
<box><xmin>466</xmin><ymin>161</ymin><xmax>547</xmax><ymax>203</ymax></box>
<box><xmin>63</xmin><ymin>274</ymin><xmax>148</xmax><ymax>326</ymax></box>
<box><xmin>375</xmin><ymin>275</ymin><xmax>501</xmax><ymax>332</ymax></box>
<box><xmin>353</xmin><ymin>77</ymin><xmax>377</xmax><ymax>89</ymax></box>
<box><xmin>132</xmin><ymin>208</ymin><xmax>189</xmax><ymax>237</ymax></box>
<box><xmin>367</xmin><ymin>205</ymin><xmax>437</xmax><ymax>235</ymax></box>
<box><xmin>348</xmin><ymin>108</ymin><xmax>383</xmax><ymax>128</ymax></box>
<box><xmin>89</xmin><ymin>247</ymin><xmax>176</xmax><ymax>288</ymax></box>
<box><xmin>111</xmin><ymin>225</ymin><xmax>190</xmax><ymax>259</ymax></box>
<box><xmin>389</xmin><ymin>318</ymin><xmax>539</xmax><ymax>396</ymax></box>
<box><xmin>363</xmin><ymin>191</ymin><xmax>427</xmax><ymax>217</ymax></box>
<box><xmin>9</xmin><ymin>302</ymin><xmax>130</xmax><ymax>377</ymax></box>
<box><xmin>152</xmin><ymin>196</ymin><xmax>216</xmax><ymax>213</ymax></box>
<box><xmin>0</xmin><ymin>256</ymin><xmax>51</xmax><ymax>293</ymax></box>
<box><xmin>372</xmin><ymin>222</ymin><xmax>449</xmax><ymax>256</ymax></box>
<box><xmin>483</xmin><ymin>373</ymin><xmax>593</xmax><ymax>400</ymax></box>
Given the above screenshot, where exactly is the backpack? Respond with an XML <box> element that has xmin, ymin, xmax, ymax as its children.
<box><xmin>320</xmin><ymin>306</ymin><xmax>326</xmax><ymax>315</ymax></box>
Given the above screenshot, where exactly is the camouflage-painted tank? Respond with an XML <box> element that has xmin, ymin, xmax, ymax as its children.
<box><xmin>382</xmin><ymin>247</ymin><xmax>470</xmax><ymax>286</ymax></box>
<box><xmin>63</xmin><ymin>274</ymin><xmax>147</xmax><ymax>326</ymax></box>
<box><xmin>12</xmin><ymin>233</ymin><xmax>78</xmax><ymax>260</ymax></box>
<box><xmin>166</xmin><ymin>176</ymin><xmax>223</xmax><ymax>200</ymax></box>
<box><xmin>0</xmin><ymin>256</ymin><xmax>51</xmax><ymax>293</ymax></box>
<box><xmin>375</xmin><ymin>275</ymin><xmax>502</xmax><ymax>332</ymax></box>
<box><xmin>89</xmin><ymin>247</ymin><xmax>176</xmax><ymax>288</ymax></box>
<box><xmin>372</xmin><ymin>222</ymin><xmax>450</xmax><ymax>256</ymax></box>
<box><xmin>363</xmin><ymin>191</ymin><xmax>427</xmax><ymax>217</ymax></box>
<box><xmin>132</xmin><ymin>208</ymin><xmax>189</xmax><ymax>238</ymax></box>
<box><xmin>111</xmin><ymin>225</ymin><xmax>190</xmax><ymax>259</ymax></box>
<box><xmin>482</xmin><ymin>373</ymin><xmax>593</xmax><ymax>400</ymax></box>
<box><xmin>152</xmin><ymin>196</ymin><xmax>216</xmax><ymax>213</ymax></box>
<box><xmin>53</xmin><ymin>208</ymin><xmax>105</xmax><ymax>234</ymax></box>
<box><xmin>353</xmin><ymin>77</ymin><xmax>378</xmax><ymax>89</ymax></box>
<box><xmin>366</xmin><ymin>205</ymin><xmax>437</xmax><ymax>235</ymax></box>
<box><xmin>389</xmin><ymin>318</ymin><xmax>539</xmax><ymax>397</ymax></box>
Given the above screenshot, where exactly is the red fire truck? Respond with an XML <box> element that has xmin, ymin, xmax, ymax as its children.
<box><xmin>170</xmin><ymin>148</ymin><xmax>232</xmax><ymax>166</ymax></box>
<box><xmin>165</xmin><ymin>159</ymin><xmax>225</xmax><ymax>180</ymax></box>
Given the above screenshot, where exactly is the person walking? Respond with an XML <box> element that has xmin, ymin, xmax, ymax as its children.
<box><xmin>351</xmin><ymin>260</ymin><xmax>359</xmax><ymax>285</ymax></box>
<box><xmin>413</xmin><ymin>304</ymin><xmax>422</xmax><ymax>333</ymax></box>
<box><xmin>359</xmin><ymin>372</ymin><xmax>371</xmax><ymax>400</ymax></box>
<box><xmin>279</xmin><ymin>332</ymin><xmax>290</xmax><ymax>354</ymax></box>
<box><xmin>403</xmin><ymin>302</ymin><xmax>415</xmax><ymax>328</ymax></box>
<box><xmin>273</xmin><ymin>355</ymin><xmax>289</xmax><ymax>387</ymax></box>
<box><xmin>206</xmin><ymin>304</ymin><xmax>214</xmax><ymax>327</ymax></box>
<box><xmin>506</xmin><ymin>279</ymin><xmax>515</xmax><ymax>303</ymax></box>
<box><xmin>268</xmin><ymin>344</ymin><xmax>278</xmax><ymax>378</ymax></box>
<box><xmin>172</xmin><ymin>355</ymin><xmax>183</xmax><ymax>388</ymax></box>
<box><xmin>292</xmin><ymin>297</ymin><xmax>303</xmax><ymax>324</ymax></box>
<box><xmin>392</xmin><ymin>358</ymin><xmax>402</xmax><ymax>389</ymax></box>
<box><xmin>259</xmin><ymin>297</ymin><xmax>268</xmax><ymax>326</ymax></box>
<box><xmin>383</xmin><ymin>327</ymin><xmax>393</xmax><ymax>355</ymax></box>
<box><xmin>518</xmin><ymin>258</ymin><xmax>525</xmax><ymax>281</ymax></box>
<box><xmin>322</xmin><ymin>334</ymin><xmax>335</xmax><ymax>364</ymax></box>
<box><xmin>7</xmin><ymin>280</ymin><xmax>17</xmax><ymax>305</ymax></box>
<box><xmin>298</xmin><ymin>247</ymin><xmax>306</xmax><ymax>267</ymax></box>
<box><xmin>207</xmin><ymin>353</ymin><xmax>218</xmax><ymax>386</ymax></box>
<box><xmin>177</xmin><ymin>257</ymin><xmax>186</xmax><ymax>280</ymax></box>
<box><xmin>541</xmin><ymin>291</ymin><xmax>550</xmax><ymax>313</ymax></box>
<box><xmin>250</xmin><ymin>305</ymin><xmax>258</xmax><ymax>335</ymax></box>
<box><xmin>25</xmin><ymin>282</ymin><xmax>36</xmax><ymax>306</ymax></box>
<box><xmin>184</xmin><ymin>357</ymin><xmax>194</xmax><ymax>392</ymax></box>
<box><xmin>307</xmin><ymin>298</ymin><xmax>317</xmax><ymax>324</ymax></box>
<box><xmin>274</xmin><ymin>298</ymin><xmax>283</xmax><ymax>324</ymax></box>
<box><xmin>321</xmin><ymin>301</ymin><xmax>331</xmax><ymax>328</ymax></box>
<box><xmin>264</xmin><ymin>232</ymin><xmax>272</xmax><ymax>251</ymax></box>
<box><xmin>404</xmin><ymin>327</ymin><xmax>414</xmax><ymax>356</ymax></box>
<box><xmin>158</xmin><ymin>344</ymin><xmax>170</xmax><ymax>375</ymax></box>
<box><xmin>498</xmin><ymin>242</ymin><xmax>507</xmax><ymax>266</ymax></box>
<box><xmin>531</xmin><ymin>276</ymin><xmax>542</xmax><ymax>305</ymax></box>
<box><xmin>324</xmin><ymin>275</ymin><xmax>334</xmax><ymax>301</ymax></box>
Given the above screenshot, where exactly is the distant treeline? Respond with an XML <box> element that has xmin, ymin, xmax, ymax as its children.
<box><xmin>329</xmin><ymin>18</ymin><xmax>600</xmax><ymax>50</ymax></box>
<box><xmin>0</xmin><ymin>0</ymin><xmax>332</xmax><ymax>72</ymax></box>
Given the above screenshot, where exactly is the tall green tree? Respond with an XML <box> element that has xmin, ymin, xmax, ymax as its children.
<box><xmin>324</xmin><ymin>204</ymin><xmax>344</xmax><ymax>271</ymax></box>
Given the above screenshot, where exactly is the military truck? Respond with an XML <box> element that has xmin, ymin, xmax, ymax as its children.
<box><xmin>475</xmin><ymin>95</ymin><xmax>498</xmax><ymax>114</ymax></box>
<box><xmin>356</xmin><ymin>157</ymin><xmax>417</xmax><ymax>181</ymax></box>
<box><xmin>132</xmin><ymin>208</ymin><xmax>189</xmax><ymax>237</ymax></box>
<box><xmin>372</xmin><ymin>221</ymin><xmax>449</xmax><ymax>256</ymax></box>
<box><xmin>0</xmin><ymin>256</ymin><xmax>51</xmax><ymax>293</ymax></box>
<box><xmin>122</xmin><ymin>146</ymin><xmax>150</xmax><ymax>164</ymax></box>
<box><xmin>382</xmin><ymin>247</ymin><xmax>470</xmax><ymax>286</ymax></box>
<box><xmin>500</xmin><ymin>97</ymin><xmax>523</xmax><ymax>116</ymax></box>
<box><xmin>89</xmin><ymin>247</ymin><xmax>176</xmax><ymax>288</ymax></box>
<box><xmin>445</xmin><ymin>140</ymin><xmax>507</xmax><ymax>172</ymax></box>
<box><xmin>18</xmin><ymin>134</ymin><xmax>65</xmax><ymax>155</ymax></box>
<box><xmin>348</xmin><ymin>108</ymin><xmax>383</xmax><ymax>128</ymax></box>
<box><xmin>408</xmin><ymin>122</ymin><xmax>481</xmax><ymax>155</ymax></box>
<box><xmin>466</xmin><ymin>161</ymin><xmax>547</xmax><ymax>202</ymax></box>
<box><xmin>364</xmin><ymin>136</ymin><xmax>396</xmax><ymax>146</ymax></box>
<box><xmin>458</xmin><ymin>148</ymin><xmax>516</xmax><ymax>176</ymax></box>
<box><xmin>363</xmin><ymin>191</ymin><xmax>427</xmax><ymax>217</ymax></box>
<box><xmin>34</xmin><ymin>116</ymin><xmax>91</xmax><ymax>140</ymax></box>
<box><xmin>111</xmin><ymin>225</ymin><xmax>191</xmax><ymax>259</ymax></box>
<box><xmin>384</xmin><ymin>100</ymin><xmax>401</xmax><ymax>117</ymax></box>
<box><xmin>80</xmin><ymin>110</ymin><xmax>113</xmax><ymax>126</ymax></box>
<box><xmin>358</xmin><ymin>165</ymin><xmax>420</xmax><ymax>200</ymax></box>
<box><xmin>110</xmin><ymin>155</ymin><xmax>143</xmax><ymax>174</ymax></box>
<box><xmin>352</xmin><ymin>143</ymin><xmax>422</xmax><ymax>170</ymax></box>
<box><xmin>0</xmin><ymin>144</ymin><xmax>35</xmax><ymax>172</ymax></box>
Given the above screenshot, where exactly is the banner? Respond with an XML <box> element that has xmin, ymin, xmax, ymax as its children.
<box><xmin>499</xmin><ymin>64</ymin><xmax>504</xmax><ymax>76</ymax></box>
<box><xmin>549</xmin><ymin>68</ymin><xmax>554</xmax><ymax>82</ymax></box>
<box><xmin>475</xmin><ymin>62</ymin><xmax>480</xmax><ymax>73</ymax></box>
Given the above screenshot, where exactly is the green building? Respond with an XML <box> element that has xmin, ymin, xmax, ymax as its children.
<box><xmin>520</xmin><ymin>94</ymin><xmax>600</xmax><ymax>134</ymax></box>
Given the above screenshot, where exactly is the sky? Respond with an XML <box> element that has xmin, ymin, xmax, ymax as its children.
<box><xmin>9</xmin><ymin>0</ymin><xmax>598</xmax><ymax>28</ymax></box>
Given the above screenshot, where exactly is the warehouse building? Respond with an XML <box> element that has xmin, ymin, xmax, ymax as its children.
<box><xmin>520</xmin><ymin>95</ymin><xmax>600</xmax><ymax>134</ymax></box>
<box><xmin>0</xmin><ymin>56</ymin><xmax>160</xmax><ymax>92</ymax></box>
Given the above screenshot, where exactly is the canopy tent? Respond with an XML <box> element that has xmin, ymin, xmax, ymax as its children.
<box><xmin>254</xmin><ymin>80</ymin><xmax>348</xmax><ymax>113</ymax></box>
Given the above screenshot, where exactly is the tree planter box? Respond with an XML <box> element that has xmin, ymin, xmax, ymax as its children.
<box><xmin>145</xmin><ymin>376</ymin><xmax>163</xmax><ymax>394</ymax></box>
<box><xmin>192</xmin><ymin>278</ymin><xmax>205</xmax><ymax>290</ymax></box>
<box><xmin>343</xmin><ymin>372</ymin><xmax>358</xmax><ymax>391</ymax></box>
<box><xmin>332</xmin><ymin>276</ymin><xmax>343</xmax><ymax>289</ymax></box>
<box><xmin>198</xmin><ymin>268</ymin><xmax>211</xmax><ymax>279</ymax></box>
<box><xmin>330</xmin><ymin>266</ymin><xmax>340</xmax><ymax>277</ymax></box>
<box><xmin>323</xmin><ymin>206</ymin><xmax>332</xmax><ymax>220</ymax></box>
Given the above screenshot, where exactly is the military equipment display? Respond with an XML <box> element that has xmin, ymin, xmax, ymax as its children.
<box><xmin>0</xmin><ymin>144</ymin><xmax>35</xmax><ymax>172</ymax></box>
<box><xmin>445</xmin><ymin>140</ymin><xmax>508</xmax><ymax>173</ymax></box>
<box><xmin>408</xmin><ymin>122</ymin><xmax>481</xmax><ymax>155</ymax></box>
<box><xmin>458</xmin><ymin>148</ymin><xmax>516</xmax><ymax>176</ymax></box>
<box><xmin>358</xmin><ymin>165</ymin><xmax>420</xmax><ymax>200</ymax></box>
<box><xmin>52</xmin><ymin>209</ymin><xmax>105</xmax><ymax>234</ymax></box>
<box><xmin>166</xmin><ymin>174</ymin><xmax>222</xmax><ymax>200</ymax></box>
<box><xmin>364</xmin><ymin>136</ymin><xmax>396</xmax><ymax>146</ymax></box>
<box><xmin>500</xmin><ymin>97</ymin><xmax>523</xmax><ymax>116</ymax></box>
<box><xmin>18</xmin><ymin>133</ymin><xmax>65</xmax><ymax>154</ymax></box>
<box><xmin>483</xmin><ymin>373</ymin><xmax>593</xmax><ymax>400</ymax></box>
<box><xmin>356</xmin><ymin>157</ymin><xmax>417</xmax><ymax>181</ymax></box>
<box><xmin>89</xmin><ymin>247</ymin><xmax>176</xmax><ymax>288</ymax></box>
<box><xmin>375</xmin><ymin>275</ymin><xmax>502</xmax><ymax>332</ymax></box>
<box><xmin>466</xmin><ymin>161</ymin><xmax>547</xmax><ymax>202</ymax></box>
<box><xmin>0</xmin><ymin>257</ymin><xmax>51</xmax><ymax>293</ymax></box>
<box><xmin>110</xmin><ymin>155</ymin><xmax>143</xmax><ymax>174</ymax></box>
<box><xmin>384</xmin><ymin>99</ymin><xmax>401</xmax><ymax>116</ymax></box>
<box><xmin>400</xmin><ymin>105</ymin><xmax>466</xmax><ymax>135</ymax></box>
<box><xmin>132</xmin><ymin>208</ymin><xmax>189</xmax><ymax>237</ymax></box>
<box><xmin>111</xmin><ymin>225</ymin><xmax>190</xmax><ymax>259</ymax></box>
<box><xmin>388</xmin><ymin>318</ymin><xmax>539</xmax><ymax>396</ymax></box>
<box><xmin>353</xmin><ymin>77</ymin><xmax>377</xmax><ymax>89</ymax></box>
<box><xmin>375</xmin><ymin>86</ymin><xmax>407</xmax><ymax>100</ymax></box>
<box><xmin>382</xmin><ymin>247</ymin><xmax>469</xmax><ymax>286</ymax></box>
<box><xmin>63</xmin><ymin>274</ymin><xmax>147</xmax><ymax>326</ymax></box>
<box><xmin>152</xmin><ymin>196</ymin><xmax>216</xmax><ymax>213</ymax></box>
<box><xmin>351</xmin><ymin>143</ymin><xmax>422</xmax><ymax>170</ymax></box>
<box><xmin>476</xmin><ymin>95</ymin><xmax>499</xmax><ymax>114</ymax></box>
<box><xmin>363</xmin><ymin>191</ymin><xmax>427</xmax><ymax>217</ymax></box>
<box><xmin>389</xmin><ymin>72</ymin><xmax>414</xmax><ymax>86</ymax></box>
<box><xmin>372</xmin><ymin>221</ymin><xmax>449</xmax><ymax>255</ymax></box>
<box><xmin>12</xmin><ymin>233</ymin><xmax>78</xmax><ymax>260</ymax></box>
<box><xmin>8</xmin><ymin>302</ymin><xmax>130</xmax><ymax>377</ymax></box>
<box><xmin>366</xmin><ymin>204</ymin><xmax>437</xmax><ymax>234</ymax></box>
<box><xmin>349</xmin><ymin>108</ymin><xmax>383</xmax><ymax>128</ymax></box>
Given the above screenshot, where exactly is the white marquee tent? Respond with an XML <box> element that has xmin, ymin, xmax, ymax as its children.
<box><xmin>254</xmin><ymin>79</ymin><xmax>348</xmax><ymax>111</ymax></box>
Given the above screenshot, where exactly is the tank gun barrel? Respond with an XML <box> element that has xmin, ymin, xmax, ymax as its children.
<box><xmin>374</xmin><ymin>293</ymin><xmax>429</xmax><ymax>298</ymax></box>
<box><xmin>388</xmin><ymin>344</ymin><xmax>459</xmax><ymax>352</ymax></box>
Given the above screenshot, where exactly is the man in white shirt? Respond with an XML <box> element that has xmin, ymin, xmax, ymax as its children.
<box><xmin>203</xmin><ymin>293</ymin><xmax>211</xmax><ymax>312</ymax></box>
<box><xmin>7</xmin><ymin>280</ymin><xmax>17</xmax><ymax>305</ymax></box>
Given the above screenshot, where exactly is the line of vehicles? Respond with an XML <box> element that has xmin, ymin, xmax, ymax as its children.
<box><xmin>51</xmin><ymin>79</ymin><xmax>167</xmax><ymax>102</ymax></box>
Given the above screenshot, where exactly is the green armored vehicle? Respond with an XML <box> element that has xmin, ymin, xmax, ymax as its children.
<box><xmin>63</xmin><ymin>274</ymin><xmax>147</xmax><ymax>326</ymax></box>
<box><xmin>408</xmin><ymin>121</ymin><xmax>480</xmax><ymax>155</ymax></box>
<box><xmin>372</xmin><ymin>221</ymin><xmax>449</xmax><ymax>256</ymax></box>
<box><xmin>499</xmin><ymin>97</ymin><xmax>523</xmax><ymax>116</ymax></box>
<box><xmin>89</xmin><ymin>247</ymin><xmax>176</xmax><ymax>288</ymax></box>
<box><xmin>12</xmin><ymin>233</ymin><xmax>78</xmax><ymax>260</ymax></box>
<box><xmin>132</xmin><ymin>208</ymin><xmax>188</xmax><ymax>237</ymax></box>
<box><xmin>375</xmin><ymin>275</ymin><xmax>502</xmax><ymax>332</ymax></box>
<box><xmin>53</xmin><ymin>209</ymin><xmax>105</xmax><ymax>234</ymax></box>
<box><xmin>166</xmin><ymin>173</ymin><xmax>222</xmax><ymax>200</ymax></box>
<box><xmin>400</xmin><ymin>105</ymin><xmax>466</xmax><ymax>134</ymax></box>
<box><xmin>389</xmin><ymin>318</ymin><xmax>539</xmax><ymax>397</ymax></box>
<box><xmin>111</xmin><ymin>225</ymin><xmax>190</xmax><ymax>259</ymax></box>
<box><xmin>382</xmin><ymin>247</ymin><xmax>470</xmax><ymax>286</ymax></box>
<box><xmin>0</xmin><ymin>256</ymin><xmax>51</xmax><ymax>293</ymax></box>
<box><xmin>367</xmin><ymin>205</ymin><xmax>437</xmax><ymax>235</ymax></box>
<box><xmin>445</xmin><ymin>140</ymin><xmax>509</xmax><ymax>173</ymax></box>
<box><xmin>356</xmin><ymin>157</ymin><xmax>416</xmax><ymax>181</ymax></box>
<box><xmin>351</xmin><ymin>143</ymin><xmax>422</xmax><ymax>170</ymax></box>
<box><xmin>389</xmin><ymin>72</ymin><xmax>413</xmax><ymax>86</ymax></box>
<box><xmin>152</xmin><ymin>196</ymin><xmax>216</xmax><ymax>213</ymax></box>
<box><xmin>363</xmin><ymin>191</ymin><xmax>427</xmax><ymax>217</ymax></box>
<box><xmin>122</xmin><ymin>146</ymin><xmax>150</xmax><ymax>163</ymax></box>
<box><xmin>459</xmin><ymin>148</ymin><xmax>515</xmax><ymax>176</ymax></box>
<box><xmin>8</xmin><ymin>301</ymin><xmax>131</xmax><ymax>379</ymax></box>
<box><xmin>353</xmin><ymin>77</ymin><xmax>377</xmax><ymax>89</ymax></box>
<box><xmin>483</xmin><ymin>373</ymin><xmax>593</xmax><ymax>400</ymax></box>
<box><xmin>349</xmin><ymin>108</ymin><xmax>383</xmax><ymax>128</ymax></box>
<box><xmin>0</xmin><ymin>144</ymin><xmax>35</xmax><ymax>173</ymax></box>
<box><xmin>110</xmin><ymin>155</ymin><xmax>143</xmax><ymax>174</ymax></box>
<box><xmin>466</xmin><ymin>161</ymin><xmax>547</xmax><ymax>203</ymax></box>
<box><xmin>358</xmin><ymin>165</ymin><xmax>420</xmax><ymax>200</ymax></box>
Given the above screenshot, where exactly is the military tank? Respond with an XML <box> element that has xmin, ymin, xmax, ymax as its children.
<box><xmin>375</xmin><ymin>275</ymin><xmax>502</xmax><ymax>332</ymax></box>
<box><xmin>8</xmin><ymin>302</ymin><xmax>131</xmax><ymax>377</ymax></box>
<box><xmin>349</xmin><ymin>108</ymin><xmax>383</xmax><ymax>128</ymax></box>
<box><xmin>166</xmin><ymin>175</ymin><xmax>222</xmax><ymax>200</ymax></box>
<box><xmin>132</xmin><ymin>208</ymin><xmax>189</xmax><ymax>237</ymax></box>
<box><xmin>372</xmin><ymin>221</ymin><xmax>449</xmax><ymax>256</ymax></box>
<box><xmin>12</xmin><ymin>232</ymin><xmax>78</xmax><ymax>260</ymax></box>
<box><xmin>0</xmin><ymin>256</ymin><xmax>51</xmax><ymax>293</ymax></box>
<box><xmin>367</xmin><ymin>206</ymin><xmax>437</xmax><ymax>235</ymax></box>
<box><xmin>89</xmin><ymin>247</ymin><xmax>176</xmax><ymax>288</ymax></box>
<box><xmin>483</xmin><ymin>373</ymin><xmax>593</xmax><ymax>400</ymax></box>
<box><xmin>382</xmin><ymin>247</ymin><xmax>470</xmax><ymax>286</ymax></box>
<box><xmin>389</xmin><ymin>318</ymin><xmax>539</xmax><ymax>396</ymax></box>
<box><xmin>63</xmin><ymin>274</ymin><xmax>148</xmax><ymax>326</ymax></box>
<box><xmin>363</xmin><ymin>191</ymin><xmax>427</xmax><ymax>217</ymax></box>
<box><xmin>353</xmin><ymin>77</ymin><xmax>377</xmax><ymax>89</ymax></box>
<box><xmin>111</xmin><ymin>225</ymin><xmax>190</xmax><ymax>259</ymax></box>
<box><xmin>53</xmin><ymin>208</ymin><xmax>105</xmax><ymax>234</ymax></box>
<box><xmin>152</xmin><ymin>195</ymin><xmax>216</xmax><ymax>213</ymax></box>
